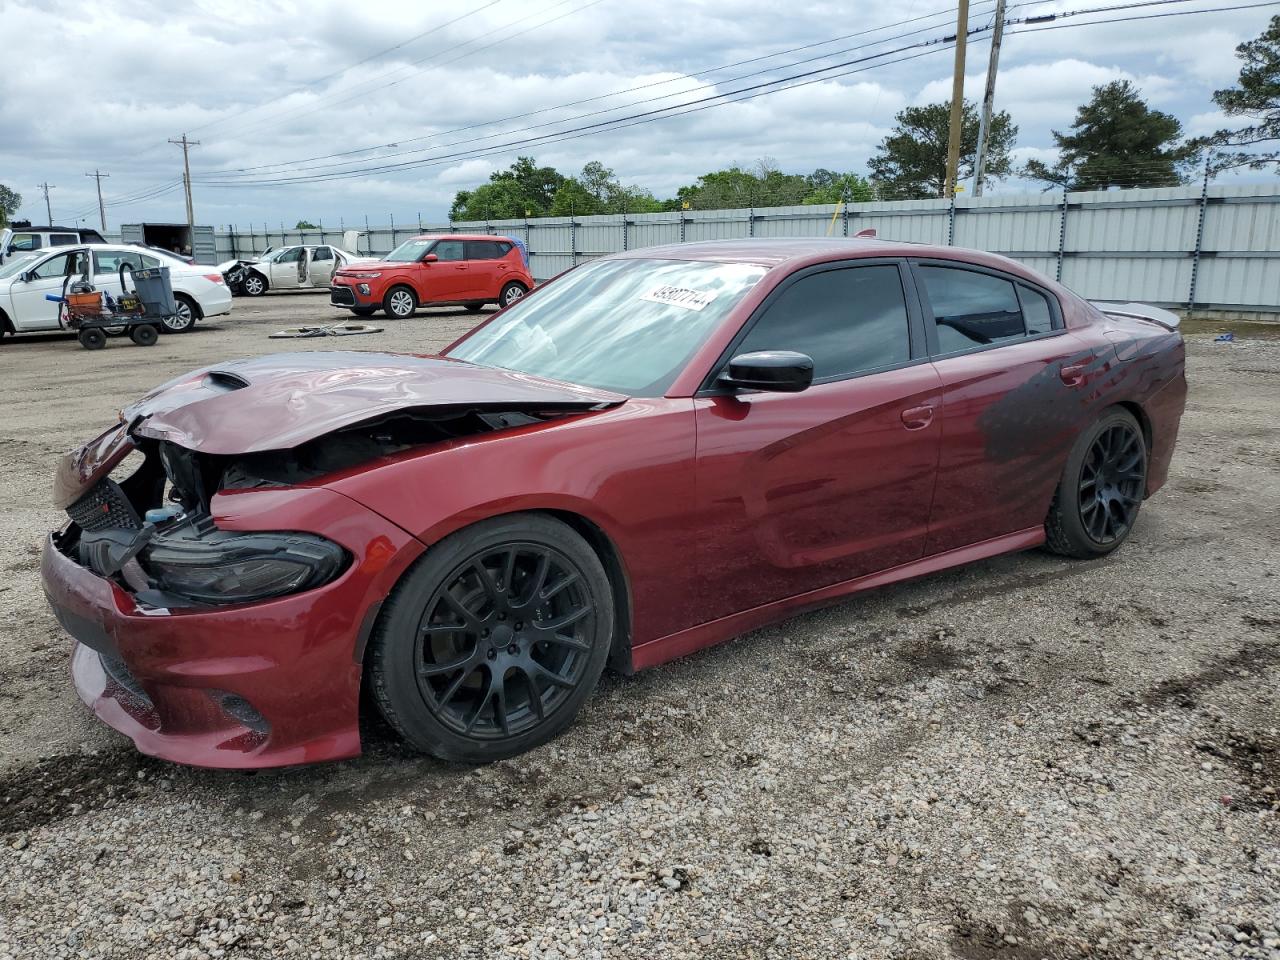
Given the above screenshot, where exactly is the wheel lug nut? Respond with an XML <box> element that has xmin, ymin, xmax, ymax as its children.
<box><xmin>508</xmin><ymin>644</ymin><xmax>518</xmax><ymax>654</ymax></box>
<box><xmin>487</xmin><ymin>649</ymin><xmax>497</xmax><ymax>660</ymax></box>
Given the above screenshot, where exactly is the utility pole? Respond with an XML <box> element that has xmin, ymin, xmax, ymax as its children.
<box><xmin>972</xmin><ymin>0</ymin><xmax>1006</xmax><ymax>197</ymax></box>
<box><xmin>943</xmin><ymin>0</ymin><xmax>970</xmax><ymax>199</ymax></box>
<box><xmin>169</xmin><ymin>134</ymin><xmax>200</xmax><ymax>247</ymax></box>
<box><xmin>38</xmin><ymin>182</ymin><xmax>55</xmax><ymax>222</ymax></box>
<box><xmin>85</xmin><ymin>170</ymin><xmax>110</xmax><ymax>230</ymax></box>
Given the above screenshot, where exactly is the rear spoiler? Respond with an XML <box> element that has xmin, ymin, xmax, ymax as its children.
<box><xmin>1090</xmin><ymin>301</ymin><xmax>1181</xmax><ymax>331</ymax></box>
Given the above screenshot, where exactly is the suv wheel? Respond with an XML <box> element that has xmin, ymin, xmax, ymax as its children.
<box><xmin>500</xmin><ymin>282</ymin><xmax>527</xmax><ymax>307</ymax></box>
<box><xmin>384</xmin><ymin>286</ymin><xmax>417</xmax><ymax>318</ymax></box>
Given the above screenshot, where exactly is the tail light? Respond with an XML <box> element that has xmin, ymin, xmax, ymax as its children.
<box><xmin>204</xmin><ymin>273</ymin><xmax>226</xmax><ymax>284</ymax></box>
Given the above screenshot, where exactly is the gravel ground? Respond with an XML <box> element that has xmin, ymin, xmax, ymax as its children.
<box><xmin>0</xmin><ymin>294</ymin><xmax>1276</xmax><ymax>960</ymax></box>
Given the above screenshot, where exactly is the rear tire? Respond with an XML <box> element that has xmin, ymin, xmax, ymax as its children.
<box><xmin>1044</xmin><ymin>407</ymin><xmax>1147</xmax><ymax>558</ymax></box>
<box><xmin>464</xmin><ymin>302</ymin><xmax>485</xmax><ymax>313</ymax></box>
<box><xmin>164</xmin><ymin>294</ymin><xmax>199</xmax><ymax>333</ymax></box>
<box><xmin>78</xmin><ymin>328</ymin><xmax>107</xmax><ymax>350</ymax></box>
<box><xmin>499</xmin><ymin>281</ymin><xmax>527</xmax><ymax>308</ymax></box>
<box><xmin>368</xmin><ymin>514</ymin><xmax>613</xmax><ymax>763</ymax></box>
<box><xmin>383</xmin><ymin>285</ymin><xmax>417</xmax><ymax>319</ymax></box>
<box><xmin>130</xmin><ymin>324</ymin><xmax>159</xmax><ymax>346</ymax></box>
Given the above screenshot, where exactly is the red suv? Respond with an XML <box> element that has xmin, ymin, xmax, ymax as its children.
<box><xmin>330</xmin><ymin>234</ymin><xmax>534</xmax><ymax>318</ymax></box>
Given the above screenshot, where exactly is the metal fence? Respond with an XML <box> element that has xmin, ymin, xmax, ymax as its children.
<box><xmin>195</xmin><ymin>183</ymin><xmax>1280</xmax><ymax>312</ymax></box>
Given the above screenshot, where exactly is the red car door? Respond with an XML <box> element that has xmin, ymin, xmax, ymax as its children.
<box><xmin>693</xmin><ymin>261</ymin><xmax>943</xmax><ymax>622</ymax></box>
<box><xmin>463</xmin><ymin>240</ymin><xmax>506</xmax><ymax>300</ymax></box>
<box><xmin>421</xmin><ymin>238</ymin><xmax>469</xmax><ymax>302</ymax></box>
<box><xmin>910</xmin><ymin>260</ymin><xmax>1100</xmax><ymax>554</ymax></box>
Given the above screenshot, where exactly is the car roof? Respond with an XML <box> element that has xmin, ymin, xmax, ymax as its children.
<box><xmin>410</xmin><ymin>234</ymin><xmax>514</xmax><ymax>242</ymax></box>
<box><xmin>605</xmin><ymin>237</ymin><xmax>1050</xmax><ymax>282</ymax></box>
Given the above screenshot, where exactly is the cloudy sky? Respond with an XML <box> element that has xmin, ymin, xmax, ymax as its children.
<box><xmin>3</xmin><ymin>0</ymin><xmax>1274</xmax><ymax>230</ymax></box>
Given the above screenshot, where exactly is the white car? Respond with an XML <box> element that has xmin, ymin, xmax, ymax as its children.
<box><xmin>220</xmin><ymin>244</ymin><xmax>373</xmax><ymax>296</ymax></box>
<box><xmin>0</xmin><ymin>244</ymin><xmax>231</xmax><ymax>339</ymax></box>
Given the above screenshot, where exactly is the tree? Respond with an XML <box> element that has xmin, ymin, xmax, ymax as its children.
<box><xmin>0</xmin><ymin>184</ymin><xmax>20</xmax><ymax>227</ymax></box>
<box><xmin>801</xmin><ymin>171</ymin><xmax>875</xmax><ymax>204</ymax></box>
<box><xmin>450</xmin><ymin>156</ymin><xmax>565</xmax><ymax>220</ymax></box>
<box><xmin>549</xmin><ymin>177</ymin><xmax>600</xmax><ymax>217</ymax></box>
<box><xmin>294</xmin><ymin>219</ymin><xmax>318</xmax><ymax>230</ymax></box>
<box><xmin>868</xmin><ymin>100</ymin><xmax>1017</xmax><ymax>199</ymax></box>
<box><xmin>1201</xmin><ymin>15</ymin><xmax>1280</xmax><ymax>170</ymax></box>
<box><xmin>674</xmin><ymin>161</ymin><xmax>811</xmax><ymax>209</ymax></box>
<box><xmin>1023</xmin><ymin>81</ymin><xmax>1195</xmax><ymax>190</ymax></box>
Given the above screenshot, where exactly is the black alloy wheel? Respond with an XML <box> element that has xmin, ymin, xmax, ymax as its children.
<box><xmin>368</xmin><ymin>514</ymin><xmax>613</xmax><ymax>762</ymax></box>
<box><xmin>1045</xmin><ymin>407</ymin><xmax>1148</xmax><ymax>558</ymax></box>
<box><xmin>416</xmin><ymin>544</ymin><xmax>594</xmax><ymax>739</ymax></box>
<box><xmin>1078</xmin><ymin>421</ymin><xmax>1145</xmax><ymax>544</ymax></box>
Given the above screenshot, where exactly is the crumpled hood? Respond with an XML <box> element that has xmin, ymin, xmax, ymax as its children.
<box><xmin>122</xmin><ymin>351</ymin><xmax>626</xmax><ymax>455</ymax></box>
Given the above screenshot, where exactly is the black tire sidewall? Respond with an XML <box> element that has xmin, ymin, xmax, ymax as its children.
<box><xmin>369</xmin><ymin>514</ymin><xmax>614</xmax><ymax>763</ymax></box>
<box><xmin>79</xmin><ymin>329</ymin><xmax>106</xmax><ymax>350</ymax></box>
<box><xmin>130</xmin><ymin>324</ymin><xmax>159</xmax><ymax>346</ymax></box>
<box><xmin>1052</xmin><ymin>408</ymin><xmax>1147</xmax><ymax>557</ymax></box>
<box><xmin>350</xmin><ymin>306</ymin><xmax>377</xmax><ymax>317</ymax></box>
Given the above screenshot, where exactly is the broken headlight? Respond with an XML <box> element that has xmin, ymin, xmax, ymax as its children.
<box><xmin>143</xmin><ymin>521</ymin><xmax>347</xmax><ymax>605</ymax></box>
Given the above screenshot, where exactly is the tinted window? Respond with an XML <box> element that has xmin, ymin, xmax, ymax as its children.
<box><xmin>49</xmin><ymin>234</ymin><xmax>79</xmax><ymax>246</ymax></box>
<box><xmin>1018</xmin><ymin>284</ymin><xmax>1054</xmax><ymax>335</ymax></box>
<box><xmin>312</xmin><ymin>246</ymin><xmax>332</xmax><ymax>261</ymax></box>
<box><xmin>920</xmin><ymin>266</ymin><xmax>1025</xmax><ymax>352</ymax></box>
<box><xmin>735</xmin><ymin>265</ymin><xmax>911</xmax><ymax>380</ymax></box>
<box><xmin>11</xmin><ymin>233</ymin><xmax>41</xmax><ymax>251</ymax></box>
<box><xmin>432</xmin><ymin>240</ymin><xmax>465</xmax><ymax>262</ymax></box>
<box><xmin>465</xmin><ymin>240</ymin><xmax>507</xmax><ymax>260</ymax></box>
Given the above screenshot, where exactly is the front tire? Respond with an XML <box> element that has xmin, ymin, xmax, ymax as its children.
<box><xmin>242</xmin><ymin>272</ymin><xmax>267</xmax><ymax>297</ymax></box>
<box><xmin>1044</xmin><ymin>408</ymin><xmax>1147</xmax><ymax>558</ymax></box>
<box><xmin>349</xmin><ymin>306</ymin><xmax>377</xmax><ymax>317</ymax></box>
<box><xmin>164</xmin><ymin>294</ymin><xmax>199</xmax><ymax>333</ymax></box>
<box><xmin>368</xmin><ymin>514</ymin><xmax>614</xmax><ymax>763</ymax></box>
<box><xmin>383</xmin><ymin>285</ymin><xmax>417</xmax><ymax>319</ymax></box>
<box><xmin>130</xmin><ymin>324</ymin><xmax>159</xmax><ymax>346</ymax></box>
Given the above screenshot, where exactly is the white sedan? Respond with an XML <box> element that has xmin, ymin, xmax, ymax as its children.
<box><xmin>220</xmin><ymin>244</ymin><xmax>372</xmax><ymax>296</ymax></box>
<box><xmin>0</xmin><ymin>244</ymin><xmax>231</xmax><ymax>338</ymax></box>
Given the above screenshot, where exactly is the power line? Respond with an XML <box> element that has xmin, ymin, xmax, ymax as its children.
<box><xmin>192</xmin><ymin>0</ymin><xmax>1267</xmax><ymax>190</ymax></box>
<box><xmin>218</xmin><ymin>0</ymin><xmax>1017</xmax><ymax>177</ymax></box>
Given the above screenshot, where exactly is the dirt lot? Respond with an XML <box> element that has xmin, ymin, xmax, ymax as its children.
<box><xmin>0</xmin><ymin>294</ymin><xmax>1276</xmax><ymax>960</ymax></box>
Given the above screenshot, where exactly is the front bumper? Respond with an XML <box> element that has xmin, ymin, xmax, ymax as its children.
<box><xmin>41</xmin><ymin>486</ymin><xmax>424</xmax><ymax>768</ymax></box>
<box><xmin>330</xmin><ymin>280</ymin><xmax>376</xmax><ymax>308</ymax></box>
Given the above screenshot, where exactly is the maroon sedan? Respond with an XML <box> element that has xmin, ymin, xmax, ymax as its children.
<box><xmin>41</xmin><ymin>238</ymin><xmax>1186</xmax><ymax>768</ymax></box>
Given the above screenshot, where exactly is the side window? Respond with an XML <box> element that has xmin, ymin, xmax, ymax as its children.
<box><xmin>92</xmin><ymin>252</ymin><xmax>145</xmax><ymax>273</ymax></box>
<box><xmin>465</xmin><ymin>240</ymin><xmax>502</xmax><ymax>260</ymax></box>
<box><xmin>312</xmin><ymin>246</ymin><xmax>332</xmax><ymax>261</ymax></box>
<box><xmin>141</xmin><ymin>255</ymin><xmax>161</xmax><ymax>269</ymax></box>
<box><xmin>919</xmin><ymin>266</ymin><xmax>1025</xmax><ymax>352</ymax></box>
<box><xmin>31</xmin><ymin>252</ymin><xmax>72</xmax><ymax>277</ymax></box>
<box><xmin>735</xmin><ymin>265</ymin><xmax>912</xmax><ymax>380</ymax></box>
<box><xmin>11</xmin><ymin>233</ymin><xmax>41</xmax><ymax>251</ymax></box>
<box><xmin>1017</xmin><ymin>284</ymin><xmax>1055</xmax><ymax>335</ymax></box>
<box><xmin>49</xmin><ymin>234</ymin><xmax>79</xmax><ymax>246</ymax></box>
<box><xmin>432</xmin><ymin>240</ymin><xmax>465</xmax><ymax>262</ymax></box>
<box><xmin>276</xmin><ymin>247</ymin><xmax>303</xmax><ymax>263</ymax></box>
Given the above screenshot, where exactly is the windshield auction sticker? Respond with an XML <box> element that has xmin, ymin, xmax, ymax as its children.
<box><xmin>640</xmin><ymin>285</ymin><xmax>717</xmax><ymax>311</ymax></box>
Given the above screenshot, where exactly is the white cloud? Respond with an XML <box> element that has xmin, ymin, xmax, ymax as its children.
<box><xmin>1</xmin><ymin>0</ymin><xmax>1273</xmax><ymax>227</ymax></box>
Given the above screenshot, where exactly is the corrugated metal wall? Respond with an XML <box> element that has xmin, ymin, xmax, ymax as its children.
<box><xmin>208</xmin><ymin>184</ymin><xmax>1280</xmax><ymax>310</ymax></box>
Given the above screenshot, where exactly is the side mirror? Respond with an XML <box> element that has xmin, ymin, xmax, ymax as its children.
<box><xmin>718</xmin><ymin>350</ymin><xmax>814</xmax><ymax>393</ymax></box>
<box><xmin>18</xmin><ymin>271</ymin><xmax>32</xmax><ymax>283</ymax></box>
<box><xmin>421</xmin><ymin>253</ymin><xmax>438</xmax><ymax>263</ymax></box>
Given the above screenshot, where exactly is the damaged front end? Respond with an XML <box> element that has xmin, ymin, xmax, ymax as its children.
<box><xmin>42</xmin><ymin>352</ymin><xmax>624</xmax><ymax>767</ymax></box>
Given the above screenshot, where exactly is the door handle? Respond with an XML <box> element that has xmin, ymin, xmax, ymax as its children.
<box><xmin>1059</xmin><ymin>362</ymin><xmax>1087</xmax><ymax>386</ymax></box>
<box><xmin>900</xmin><ymin>404</ymin><xmax>934</xmax><ymax>430</ymax></box>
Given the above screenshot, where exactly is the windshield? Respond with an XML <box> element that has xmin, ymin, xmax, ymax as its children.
<box><xmin>258</xmin><ymin>248</ymin><xmax>286</xmax><ymax>263</ymax></box>
<box><xmin>384</xmin><ymin>238</ymin><xmax>433</xmax><ymax>262</ymax></box>
<box><xmin>0</xmin><ymin>252</ymin><xmax>42</xmax><ymax>281</ymax></box>
<box><xmin>445</xmin><ymin>257</ymin><xmax>766</xmax><ymax>396</ymax></box>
